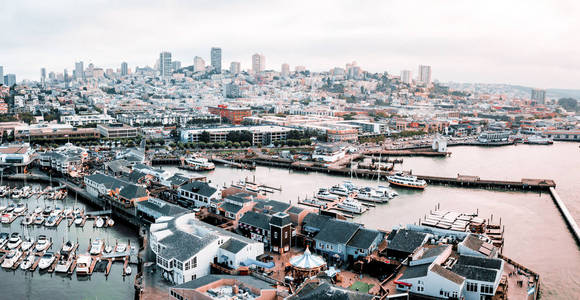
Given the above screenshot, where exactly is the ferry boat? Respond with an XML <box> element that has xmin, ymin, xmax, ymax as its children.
<box><xmin>329</xmin><ymin>185</ymin><xmax>350</xmax><ymax>196</ymax></box>
<box><xmin>1</xmin><ymin>250</ymin><xmax>22</xmax><ymax>268</ymax></box>
<box><xmin>76</xmin><ymin>255</ymin><xmax>93</xmax><ymax>275</ymax></box>
<box><xmin>356</xmin><ymin>187</ymin><xmax>390</xmax><ymax>203</ymax></box>
<box><xmin>301</xmin><ymin>197</ymin><xmax>328</xmax><ymax>208</ymax></box>
<box><xmin>315</xmin><ymin>188</ymin><xmax>340</xmax><ymax>201</ymax></box>
<box><xmin>337</xmin><ymin>197</ymin><xmax>366</xmax><ymax>214</ymax></box>
<box><xmin>182</xmin><ymin>157</ymin><xmax>215</xmax><ymax>171</ymax></box>
<box><xmin>525</xmin><ymin>135</ymin><xmax>553</xmax><ymax>145</ymax></box>
<box><xmin>38</xmin><ymin>252</ymin><xmax>55</xmax><ymax>270</ymax></box>
<box><xmin>387</xmin><ymin>173</ymin><xmax>427</xmax><ymax>189</ymax></box>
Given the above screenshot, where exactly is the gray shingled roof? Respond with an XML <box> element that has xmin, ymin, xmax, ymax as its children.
<box><xmin>287</xmin><ymin>206</ymin><xmax>304</xmax><ymax>215</ymax></box>
<box><xmin>254</xmin><ymin>199</ymin><xmax>291</xmax><ymax>214</ymax></box>
<box><xmin>180</xmin><ymin>181</ymin><xmax>217</xmax><ymax>198</ymax></box>
<box><xmin>431</xmin><ymin>264</ymin><xmax>465</xmax><ymax>285</ymax></box>
<box><xmin>451</xmin><ymin>264</ymin><xmax>497</xmax><ymax>283</ymax></box>
<box><xmin>119</xmin><ymin>184</ymin><xmax>148</xmax><ymax>199</ymax></box>
<box><xmin>303</xmin><ymin>213</ymin><xmax>332</xmax><ymax>232</ymax></box>
<box><xmin>289</xmin><ymin>280</ymin><xmax>375</xmax><ymax>300</ymax></box>
<box><xmin>456</xmin><ymin>255</ymin><xmax>502</xmax><ymax>270</ymax></box>
<box><xmin>172</xmin><ymin>274</ymin><xmax>274</xmax><ymax>291</ymax></box>
<box><xmin>313</xmin><ymin>219</ymin><xmax>360</xmax><ymax>244</ymax></box>
<box><xmin>221</xmin><ymin>202</ymin><xmax>242</xmax><ymax>214</ymax></box>
<box><xmin>387</xmin><ymin>229</ymin><xmax>427</xmax><ymax>254</ymax></box>
<box><xmin>239</xmin><ymin>211</ymin><xmax>271</xmax><ymax>231</ymax></box>
<box><xmin>346</xmin><ymin>228</ymin><xmax>381</xmax><ymax>250</ymax></box>
<box><xmin>399</xmin><ymin>263</ymin><xmax>429</xmax><ymax>280</ymax></box>
<box><xmin>220</xmin><ymin>239</ymin><xmax>248</xmax><ymax>254</ymax></box>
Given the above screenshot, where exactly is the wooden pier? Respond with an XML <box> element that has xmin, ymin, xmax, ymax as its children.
<box><xmin>415</xmin><ymin>174</ymin><xmax>556</xmax><ymax>191</ymax></box>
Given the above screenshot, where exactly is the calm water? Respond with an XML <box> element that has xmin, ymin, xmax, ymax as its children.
<box><xmin>0</xmin><ymin>184</ymin><xmax>138</xmax><ymax>300</ymax></box>
<box><xmin>165</xmin><ymin>141</ymin><xmax>580</xmax><ymax>300</ymax></box>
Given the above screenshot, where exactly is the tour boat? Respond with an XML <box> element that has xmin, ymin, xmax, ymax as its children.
<box><xmin>387</xmin><ymin>173</ymin><xmax>427</xmax><ymax>189</ymax></box>
<box><xmin>1</xmin><ymin>250</ymin><xmax>22</xmax><ymax>268</ymax></box>
<box><xmin>525</xmin><ymin>135</ymin><xmax>553</xmax><ymax>145</ymax></box>
<box><xmin>38</xmin><ymin>252</ymin><xmax>56</xmax><ymax>270</ymax></box>
<box><xmin>20</xmin><ymin>254</ymin><xmax>35</xmax><ymax>270</ymax></box>
<box><xmin>329</xmin><ymin>185</ymin><xmax>350</xmax><ymax>196</ymax></box>
<box><xmin>337</xmin><ymin>197</ymin><xmax>366</xmax><ymax>214</ymax></box>
<box><xmin>76</xmin><ymin>255</ymin><xmax>93</xmax><ymax>275</ymax></box>
<box><xmin>183</xmin><ymin>157</ymin><xmax>215</xmax><ymax>171</ymax></box>
<box><xmin>21</xmin><ymin>236</ymin><xmax>34</xmax><ymax>251</ymax></box>
<box><xmin>90</xmin><ymin>238</ymin><xmax>103</xmax><ymax>255</ymax></box>
<box><xmin>356</xmin><ymin>187</ymin><xmax>390</xmax><ymax>203</ymax></box>
<box><xmin>7</xmin><ymin>232</ymin><xmax>22</xmax><ymax>249</ymax></box>
<box><xmin>35</xmin><ymin>235</ymin><xmax>50</xmax><ymax>252</ymax></box>
<box><xmin>55</xmin><ymin>251</ymin><xmax>74</xmax><ymax>273</ymax></box>
<box><xmin>315</xmin><ymin>188</ymin><xmax>340</xmax><ymax>201</ymax></box>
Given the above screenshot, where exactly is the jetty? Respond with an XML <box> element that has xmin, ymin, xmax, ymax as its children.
<box><xmin>548</xmin><ymin>187</ymin><xmax>580</xmax><ymax>245</ymax></box>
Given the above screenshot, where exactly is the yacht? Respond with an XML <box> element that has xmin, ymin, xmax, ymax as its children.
<box><xmin>337</xmin><ymin>197</ymin><xmax>366</xmax><ymax>214</ymax></box>
<box><xmin>89</xmin><ymin>238</ymin><xmax>103</xmax><ymax>255</ymax></box>
<box><xmin>1</xmin><ymin>213</ymin><xmax>12</xmax><ymax>224</ymax></box>
<box><xmin>329</xmin><ymin>185</ymin><xmax>350</xmax><ymax>196</ymax></box>
<box><xmin>35</xmin><ymin>235</ymin><xmax>50</xmax><ymax>252</ymax></box>
<box><xmin>1</xmin><ymin>249</ymin><xmax>22</xmax><ymax>268</ymax></box>
<box><xmin>377</xmin><ymin>185</ymin><xmax>398</xmax><ymax>198</ymax></box>
<box><xmin>20</xmin><ymin>254</ymin><xmax>35</xmax><ymax>270</ymax></box>
<box><xmin>182</xmin><ymin>157</ymin><xmax>215</xmax><ymax>171</ymax></box>
<box><xmin>7</xmin><ymin>233</ymin><xmax>22</xmax><ymax>249</ymax></box>
<box><xmin>34</xmin><ymin>215</ymin><xmax>45</xmax><ymax>225</ymax></box>
<box><xmin>76</xmin><ymin>255</ymin><xmax>92</xmax><ymax>275</ymax></box>
<box><xmin>63</xmin><ymin>207</ymin><xmax>73</xmax><ymax>216</ymax></box>
<box><xmin>38</xmin><ymin>252</ymin><xmax>56</xmax><ymax>270</ymax></box>
<box><xmin>55</xmin><ymin>251</ymin><xmax>74</xmax><ymax>273</ymax></box>
<box><xmin>315</xmin><ymin>188</ymin><xmax>340</xmax><ymax>201</ymax></box>
<box><xmin>387</xmin><ymin>173</ymin><xmax>427</xmax><ymax>189</ymax></box>
<box><xmin>341</xmin><ymin>181</ymin><xmax>360</xmax><ymax>192</ymax></box>
<box><xmin>356</xmin><ymin>187</ymin><xmax>390</xmax><ymax>203</ymax></box>
<box><xmin>21</xmin><ymin>236</ymin><xmax>34</xmax><ymax>251</ymax></box>
<box><xmin>301</xmin><ymin>197</ymin><xmax>328</xmax><ymax>208</ymax></box>
<box><xmin>525</xmin><ymin>135</ymin><xmax>553</xmax><ymax>145</ymax></box>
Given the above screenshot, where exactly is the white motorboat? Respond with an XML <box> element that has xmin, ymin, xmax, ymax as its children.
<box><xmin>22</xmin><ymin>214</ymin><xmax>34</xmax><ymax>225</ymax></box>
<box><xmin>21</xmin><ymin>236</ymin><xmax>34</xmax><ymax>251</ymax></box>
<box><xmin>104</xmin><ymin>245</ymin><xmax>113</xmax><ymax>254</ymax></box>
<box><xmin>14</xmin><ymin>203</ymin><xmax>26</xmax><ymax>214</ymax></box>
<box><xmin>0</xmin><ymin>233</ymin><xmax>9</xmax><ymax>248</ymax></box>
<box><xmin>35</xmin><ymin>235</ymin><xmax>50</xmax><ymax>252</ymax></box>
<box><xmin>337</xmin><ymin>197</ymin><xmax>366</xmax><ymax>214</ymax></box>
<box><xmin>5</xmin><ymin>203</ymin><xmax>15</xmax><ymax>213</ymax></box>
<box><xmin>50</xmin><ymin>207</ymin><xmax>62</xmax><ymax>217</ymax></box>
<box><xmin>62</xmin><ymin>240</ymin><xmax>74</xmax><ymax>252</ymax></box>
<box><xmin>387</xmin><ymin>173</ymin><xmax>427</xmax><ymax>189</ymax></box>
<box><xmin>525</xmin><ymin>135</ymin><xmax>553</xmax><ymax>145</ymax></box>
<box><xmin>115</xmin><ymin>243</ymin><xmax>127</xmax><ymax>253</ymax></box>
<box><xmin>125</xmin><ymin>266</ymin><xmax>132</xmax><ymax>275</ymax></box>
<box><xmin>34</xmin><ymin>215</ymin><xmax>45</xmax><ymax>225</ymax></box>
<box><xmin>315</xmin><ymin>188</ymin><xmax>340</xmax><ymax>201</ymax></box>
<box><xmin>7</xmin><ymin>232</ymin><xmax>22</xmax><ymax>249</ymax></box>
<box><xmin>63</xmin><ymin>207</ymin><xmax>73</xmax><ymax>216</ymax></box>
<box><xmin>182</xmin><ymin>157</ymin><xmax>215</xmax><ymax>171</ymax></box>
<box><xmin>301</xmin><ymin>197</ymin><xmax>328</xmax><ymax>208</ymax></box>
<box><xmin>55</xmin><ymin>251</ymin><xmax>74</xmax><ymax>273</ymax></box>
<box><xmin>74</xmin><ymin>215</ymin><xmax>83</xmax><ymax>225</ymax></box>
<box><xmin>89</xmin><ymin>238</ymin><xmax>103</xmax><ymax>255</ymax></box>
<box><xmin>356</xmin><ymin>187</ymin><xmax>390</xmax><ymax>203</ymax></box>
<box><xmin>38</xmin><ymin>252</ymin><xmax>56</xmax><ymax>270</ymax></box>
<box><xmin>95</xmin><ymin>217</ymin><xmax>104</xmax><ymax>228</ymax></box>
<box><xmin>107</xmin><ymin>218</ymin><xmax>115</xmax><ymax>227</ymax></box>
<box><xmin>43</xmin><ymin>206</ymin><xmax>53</xmax><ymax>216</ymax></box>
<box><xmin>20</xmin><ymin>254</ymin><xmax>35</xmax><ymax>270</ymax></box>
<box><xmin>76</xmin><ymin>255</ymin><xmax>92</xmax><ymax>275</ymax></box>
<box><xmin>45</xmin><ymin>215</ymin><xmax>58</xmax><ymax>227</ymax></box>
<box><xmin>377</xmin><ymin>185</ymin><xmax>398</xmax><ymax>198</ymax></box>
<box><xmin>1</xmin><ymin>213</ymin><xmax>12</xmax><ymax>224</ymax></box>
<box><xmin>34</xmin><ymin>206</ymin><xmax>43</xmax><ymax>214</ymax></box>
<box><xmin>1</xmin><ymin>249</ymin><xmax>22</xmax><ymax>268</ymax></box>
<box><xmin>329</xmin><ymin>185</ymin><xmax>350</xmax><ymax>196</ymax></box>
<box><xmin>0</xmin><ymin>204</ymin><xmax>6</xmax><ymax>212</ymax></box>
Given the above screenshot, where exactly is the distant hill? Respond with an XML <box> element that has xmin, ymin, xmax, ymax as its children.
<box><xmin>444</xmin><ymin>82</ymin><xmax>580</xmax><ymax>99</ymax></box>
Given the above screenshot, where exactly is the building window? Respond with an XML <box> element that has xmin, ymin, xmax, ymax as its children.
<box><xmin>480</xmin><ymin>284</ymin><xmax>493</xmax><ymax>294</ymax></box>
<box><xmin>467</xmin><ymin>282</ymin><xmax>478</xmax><ymax>292</ymax></box>
<box><xmin>417</xmin><ymin>285</ymin><xmax>424</xmax><ymax>292</ymax></box>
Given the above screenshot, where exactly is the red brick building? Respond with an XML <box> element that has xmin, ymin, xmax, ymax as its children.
<box><xmin>208</xmin><ymin>105</ymin><xmax>251</xmax><ymax>124</ymax></box>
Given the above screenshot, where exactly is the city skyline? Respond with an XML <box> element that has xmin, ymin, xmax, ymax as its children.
<box><xmin>1</xmin><ymin>0</ymin><xmax>579</xmax><ymax>89</ymax></box>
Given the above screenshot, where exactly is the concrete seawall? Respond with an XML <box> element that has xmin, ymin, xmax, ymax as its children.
<box><xmin>549</xmin><ymin>187</ymin><xmax>580</xmax><ymax>246</ymax></box>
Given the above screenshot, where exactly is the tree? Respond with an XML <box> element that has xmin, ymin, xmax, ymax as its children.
<box><xmin>558</xmin><ymin>98</ymin><xmax>578</xmax><ymax>112</ymax></box>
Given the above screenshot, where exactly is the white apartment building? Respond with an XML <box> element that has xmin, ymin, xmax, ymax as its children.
<box><xmin>61</xmin><ymin>114</ymin><xmax>116</xmax><ymax>126</ymax></box>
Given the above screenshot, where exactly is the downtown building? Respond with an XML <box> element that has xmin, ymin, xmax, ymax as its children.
<box><xmin>180</xmin><ymin>125</ymin><xmax>293</xmax><ymax>145</ymax></box>
<box><xmin>210</xmin><ymin>47</ymin><xmax>222</xmax><ymax>73</ymax></box>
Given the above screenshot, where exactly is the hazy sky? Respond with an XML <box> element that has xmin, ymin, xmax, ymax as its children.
<box><xmin>1</xmin><ymin>0</ymin><xmax>579</xmax><ymax>89</ymax></box>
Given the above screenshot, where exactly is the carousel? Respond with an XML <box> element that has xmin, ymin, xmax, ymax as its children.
<box><xmin>289</xmin><ymin>246</ymin><xmax>327</xmax><ymax>281</ymax></box>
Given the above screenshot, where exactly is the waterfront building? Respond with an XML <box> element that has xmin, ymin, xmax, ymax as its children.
<box><xmin>132</xmin><ymin>163</ymin><xmax>172</xmax><ymax>182</ymax></box>
<box><xmin>217</xmin><ymin>193</ymin><xmax>257</xmax><ymax>226</ymax></box>
<box><xmin>169</xmin><ymin>274</ymin><xmax>277</xmax><ymax>300</ymax></box>
<box><xmin>38</xmin><ymin>143</ymin><xmax>87</xmax><ymax>177</ymax></box>
<box><xmin>531</xmin><ymin>88</ymin><xmax>546</xmax><ymax>104</ymax></box>
<box><xmin>159</xmin><ymin>51</ymin><xmax>172</xmax><ymax>77</ymax></box>
<box><xmin>84</xmin><ymin>172</ymin><xmax>149</xmax><ymax>207</ymax></box>
<box><xmin>238</xmin><ymin>210</ymin><xmax>294</xmax><ymax>253</ymax></box>
<box><xmin>149</xmin><ymin>212</ymin><xmax>264</xmax><ymax>284</ymax></box>
<box><xmin>418</xmin><ymin>64</ymin><xmax>432</xmax><ymax>86</ymax></box>
<box><xmin>14</xmin><ymin>123</ymin><xmax>100</xmax><ymax>141</ymax></box>
<box><xmin>210</xmin><ymin>47</ymin><xmax>222</xmax><ymax>73</ymax></box>
<box><xmin>384</xmin><ymin>229</ymin><xmax>430</xmax><ymax>260</ymax></box>
<box><xmin>229</xmin><ymin>61</ymin><xmax>241</xmax><ymax>74</ymax></box>
<box><xmin>180</xmin><ymin>125</ymin><xmax>292</xmax><ymax>146</ymax></box>
<box><xmin>178</xmin><ymin>181</ymin><xmax>220</xmax><ymax>208</ymax></box>
<box><xmin>97</xmin><ymin>123</ymin><xmax>138</xmax><ymax>139</ymax></box>
<box><xmin>543</xmin><ymin>129</ymin><xmax>580</xmax><ymax>141</ymax></box>
<box><xmin>252</xmin><ymin>53</ymin><xmax>265</xmax><ymax>74</ymax></box>
<box><xmin>60</xmin><ymin>114</ymin><xmax>116</xmax><ymax>126</ymax></box>
<box><xmin>136</xmin><ymin>197</ymin><xmax>188</xmax><ymax>224</ymax></box>
<box><xmin>311</xmin><ymin>143</ymin><xmax>347</xmax><ymax>163</ymax></box>
<box><xmin>0</xmin><ymin>144</ymin><xmax>36</xmax><ymax>172</ymax></box>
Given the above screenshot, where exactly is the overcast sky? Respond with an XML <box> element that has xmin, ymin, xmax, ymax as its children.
<box><xmin>1</xmin><ymin>0</ymin><xmax>579</xmax><ymax>89</ymax></box>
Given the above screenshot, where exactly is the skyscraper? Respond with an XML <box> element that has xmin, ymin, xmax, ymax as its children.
<box><xmin>400</xmin><ymin>70</ymin><xmax>412</xmax><ymax>84</ymax></box>
<box><xmin>281</xmin><ymin>63</ymin><xmax>290</xmax><ymax>77</ymax></box>
<box><xmin>211</xmin><ymin>47</ymin><xmax>222</xmax><ymax>73</ymax></box>
<box><xmin>159</xmin><ymin>51</ymin><xmax>172</xmax><ymax>77</ymax></box>
<box><xmin>64</xmin><ymin>69</ymin><xmax>69</xmax><ymax>88</ymax></box>
<box><xmin>418</xmin><ymin>65</ymin><xmax>432</xmax><ymax>85</ymax></box>
<box><xmin>0</xmin><ymin>66</ymin><xmax>4</xmax><ymax>85</ymax></box>
<box><xmin>252</xmin><ymin>53</ymin><xmax>265</xmax><ymax>74</ymax></box>
<box><xmin>230</xmin><ymin>62</ymin><xmax>241</xmax><ymax>74</ymax></box>
<box><xmin>172</xmin><ymin>61</ymin><xmax>181</xmax><ymax>71</ymax></box>
<box><xmin>121</xmin><ymin>62</ymin><xmax>128</xmax><ymax>76</ymax></box>
<box><xmin>41</xmin><ymin>68</ymin><xmax>46</xmax><ymax>87</ymax></box>
<box><xmin>194</xmin><ymin>56</ymin><xmax>205</xmax><ymax>73</ymax></box>
<box><xmin>3</xmin><ymin>74</ymin><xmax>16</xmax><ymax>86</ymax></box>
<box><xmin>531</xmin><ymin>88</ymin><xmax>546</xmax><ymax>104</ymax></box>
<box><xmin>75</xmin><ymin>61</ymin><xmax>85</xmax><ymax>80</ymax></box>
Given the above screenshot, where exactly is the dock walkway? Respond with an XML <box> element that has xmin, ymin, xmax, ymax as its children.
<box><xmin>549</xmin><ymin>187</ymin><xmax>580</xmax><ymax>245</ymax></box>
